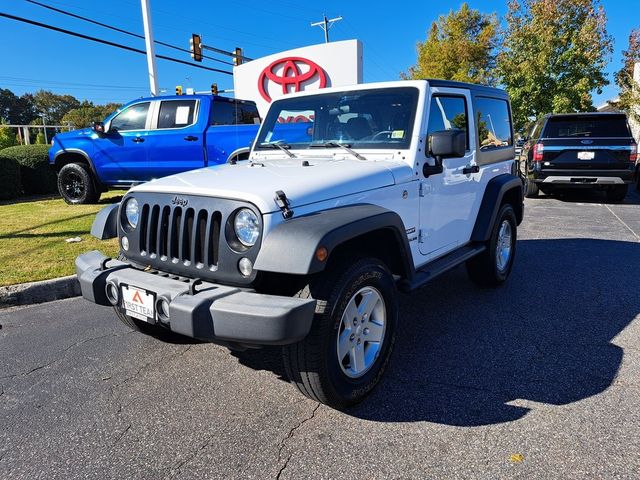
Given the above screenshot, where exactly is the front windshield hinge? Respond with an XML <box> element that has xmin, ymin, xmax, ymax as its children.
<box><xmin>274</xmin><ymin>190</ymin><xmax>294</xmax><ymax>219</ymax></box>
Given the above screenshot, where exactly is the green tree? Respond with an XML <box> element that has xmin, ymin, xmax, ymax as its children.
<box><xmin>498</xmin><ymin>0</ymin><xmax>613</xmax><ymax>129</ymax></box>
<box><xmin>0</xmin><ymin>125</ymin><xmax>16</xmax><ymax>149</ymax></box>
<box><xmin>62</xmin><ymin>102</ymin><xmax>122</xmax><ymax>129</ymax></box>
<box><xmin>0</xmin><ymin>89</ymin><xmax>36</xmax><ymax>124</ymax></box>
<box><xmin>613</xmin><ymin>28</ymin><xmax>640</xmax><ymax>123</ymax></box>
<box><xmin>32</xmin><ymin>90</ymin><xmax>80</xmax><ymax>124</ymax></box>
<box><xmin>404</xmin><ymin>3</ymin><xmax>499</xmax><ymax>85</ymax></box>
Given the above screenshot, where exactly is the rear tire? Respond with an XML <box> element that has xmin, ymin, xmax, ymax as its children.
<box><xmin>466</xmin><ymin>204</ymin><xmax>517</xmax><ymax>287</ymax></box>
<box><xmin>524</xmin><ymin>178</ymin><xmax>539</xmax><ymax>198</ymax></box>
<box><xmin>58</xmin><ymin>163</ymin><xmax>101</xmax><ymax>204</ymax></box>
<box><xmin>282</xmin><ymin>257</ymin><xmax>398</xmax><ymax>409</ymax></box>
<box><xmin>605</xmin><ymin>185</ymin><xmax>628</xmax><ymax>203</ymax></box>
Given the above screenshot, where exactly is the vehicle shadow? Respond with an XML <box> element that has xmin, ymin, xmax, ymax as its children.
<box><xmin>232</xmin><ymin>238</ymin><xmax>640</xmax><ymax>426</ymax></box>
<box><xmin>538</xmin><ymin>187</ymin><xmax>640</xmax><ymax>205</ymax></box>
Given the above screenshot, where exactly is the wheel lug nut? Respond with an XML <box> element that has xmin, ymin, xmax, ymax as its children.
<box><xmin>353</xmin><ymin>318</ymin><xmax>358</xmax><ymax>326</ymax></box>
<box><xmin>364</xmin><ymin>328</ymin><xmax>369</xmax><ymax>335</ymax></box>
<box><xmin>357</xmin><ymin>338</ymin><xmax>361</xmax><ymax>345</ymax></box>
<box><xmin>350</xmin><ymin>333</ymin><xmax>355</xmax><ymax>342</ymax></box>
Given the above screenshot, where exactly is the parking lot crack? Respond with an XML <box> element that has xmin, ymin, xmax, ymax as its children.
<box><xmin>112</xmin><ymin>423</ymin><xmax>131</xmax><ymax>446</ymax></box>
<box><xmin>275</xmin><ymin>403</ymin><xmax>320</xmax><ymax>479</ymax></box>
<box><xmin>0</xmin><ymin>331</ymin><xmax>132</xmax><ymax>380</ymax></box>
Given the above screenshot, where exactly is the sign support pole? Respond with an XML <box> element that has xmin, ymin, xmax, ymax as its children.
<box><xmin>140</xmin><ymin>0</ymin><xmax>159</xmax><ymax>96</ymax></box>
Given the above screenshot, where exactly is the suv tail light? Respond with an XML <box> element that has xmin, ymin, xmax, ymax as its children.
<box><xmin>533</xmin><ymin>143</ymin><xmax>544</xmax><ymax>162</ymax></box>
<box><xmin>630</xmin><ymin>143</ymin><xmax>637</xmax><ymax>162</ymax></box>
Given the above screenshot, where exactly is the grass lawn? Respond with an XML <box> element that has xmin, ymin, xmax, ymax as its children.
<box><xmin>0</xmin><ymin>193</ymin><xmax>122</xmax><ymax>287</ymax></box>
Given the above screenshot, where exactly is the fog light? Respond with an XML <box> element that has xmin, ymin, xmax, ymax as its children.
<box><xmin>156</xmin><ymin>297</ymin><xmax>171</xmax><ymax>322</ymax></box>
<box><xmin>238</xmin><ymin>257</ymin><xmax>253</xmax><ymax>276</ymax></box>
<box><xmin>121</xmin><ymin>236</ymin><xmax>129</xmax><ymax>251</ymax></box>
<box><xmin>105</xmin><ymin>281</ymin><xmax>119</xmax><ymax>305</ymax></box>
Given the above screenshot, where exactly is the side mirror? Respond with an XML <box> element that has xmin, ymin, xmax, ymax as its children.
<box><xmin>429</xmin><ymin>129</ymin><xmax>466</xmax><ymax>159</ymax></box>
<box><xmin>93</xmin><ymin>121</ymin><xmax>106</xmax><ymax>135</ymax></box>
<box><xmin>423</xmin><ymin>129</ymin><xmax>466</xmax><ymax>177</ymax></box>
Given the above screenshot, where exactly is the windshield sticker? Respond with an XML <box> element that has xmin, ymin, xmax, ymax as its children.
<box><xmin>391</xmin><ymin>130</ymin><xmax>405</xmax><ymax>139</ymax></box>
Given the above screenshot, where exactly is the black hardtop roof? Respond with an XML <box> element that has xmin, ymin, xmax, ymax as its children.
<box><xmin>425</xmin><ymin>79</ymin><xmax>509</xmax><ymax>98</ymax></box>
<box><xmin>543</xmin><ymin>112</ymin><xmax>628</xmax><ymax>118</ymax></box>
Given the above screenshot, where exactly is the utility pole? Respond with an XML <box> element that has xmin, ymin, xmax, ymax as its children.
<box><xmin>41</xmin><ymin>115</ymin><xmax>48</xmax><ymax>144</ymax></box>
<box><xmin>311</xmin><ymin>15</ymin><xmax>342</xmax><ymax>43</ymax></box>
<box><xmin>140</xmin><ymin>0</ymin><xmax>159</xmax><ymax>96</ymax></box>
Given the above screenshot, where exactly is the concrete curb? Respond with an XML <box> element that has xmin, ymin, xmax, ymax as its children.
<box><xmin>0</xmin><ymin>275</ymin><xmax>81</xmax><ymax>308</ymax></box>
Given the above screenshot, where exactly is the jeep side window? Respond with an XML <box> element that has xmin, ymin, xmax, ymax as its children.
<box><xmin>427</xmin><ymin>96</ymin><xmax>468</xmax><ymax>149</ymax></box>
<box><xmin>475</xmin><ymin>97</ymin><xmax>513</xmax><ymax>150</ymax></box>
<box><xmin>110</xmin><ymin>102</ymin><xmax>150</xmax><ymax>131</ymax></box>
<box><xmin>157</xmin><ymin>100</ymin><xmax>197</xmax><ymax>129</ymax></box>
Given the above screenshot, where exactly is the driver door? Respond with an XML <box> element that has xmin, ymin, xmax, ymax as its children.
<box><xmin>92</xmin><ymin>102</ymin><xmax>152</xmax><ymax>184</ymax></box>
<box><xmin>419</xmin><ymin>88</ymin><xmax>480</xmax><ymax>259</ymax></box>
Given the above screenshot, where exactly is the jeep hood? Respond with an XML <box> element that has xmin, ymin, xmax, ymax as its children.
<box><xmin>132</xmin><ymin>158</ymin><xmax>412</xmax><ymax>213</ymax></box>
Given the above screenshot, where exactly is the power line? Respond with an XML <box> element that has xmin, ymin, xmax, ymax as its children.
<box><xmin>310</xmin><ymin>15</ymin><xmax>343</xmax><ymax>44</ymax></box>
<box><xmin>0</xmin><ymin>12</ymin><xmax>233</xmax><ymax>75</ymax></box>
<box><xmin>24</xmin><ymin>0</ymin><xmax>234</xmax><ymax>67</ymax></box>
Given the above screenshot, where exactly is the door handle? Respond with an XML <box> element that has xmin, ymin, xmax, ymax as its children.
<box><xmin>184</xmin><ymin>135</ymin><xmax>198</xmax><ymax>141</ymax></box>
<box><xmin>462</xmin><ymin>165</ymin><xmax>479</xmax><ymax>174</ymax></box>
<box><xmin>132</xmin><ymin>137</ymin><xmax>145</xmax><ymax>143</ymax></box>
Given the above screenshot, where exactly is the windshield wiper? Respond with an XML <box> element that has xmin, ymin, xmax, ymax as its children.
<box><xmin>259</xmin><ymin>141</ymin><xmax>296</xmax><ymax>158</ymax></box>
<box><xmin>310</xmin><ymin>141</ymin><xmax>367</xmax><ymax>161</ymax></box>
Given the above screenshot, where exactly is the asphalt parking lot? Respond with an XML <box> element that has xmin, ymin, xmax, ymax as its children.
<box><xmin>1</xmin><ymin>188</ymin><xmax>639</xmax><ymax>479</ymax></box>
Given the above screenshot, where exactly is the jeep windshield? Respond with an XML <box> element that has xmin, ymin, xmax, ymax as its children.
<box><xmin>255</xmin><ymin>87</ymin><xmax>419</xmax><ymax>152</ymax></box>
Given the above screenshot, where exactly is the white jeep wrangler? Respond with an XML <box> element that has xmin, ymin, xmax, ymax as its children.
<box><xmin>77</xmin><ymin>80</ymin><xmax>523</xmax><ymax>409</ymax></box>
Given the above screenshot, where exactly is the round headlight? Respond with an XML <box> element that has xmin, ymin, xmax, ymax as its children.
<box><xmin>234</xmin><ymin>208</ymin><xmax>259</xmax><ymax>247</ymax></box>
<box><xmin>125</xmin><ymin>197</ymin><xmax>139</xmax><ymax>228</ymax></box>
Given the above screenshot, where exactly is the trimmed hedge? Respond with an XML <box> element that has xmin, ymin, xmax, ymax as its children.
<box><xmin>0</xmin><ymin>145</ymin><xmax>57</xmax><ymax>195</ymax></box>
<box><xmin>0</xmin><ymin>155</ymin><xmax>21</xmax><ymax>200</ymax></box>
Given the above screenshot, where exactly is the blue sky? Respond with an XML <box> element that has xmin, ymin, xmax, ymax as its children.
<box><xmin>0</xmin><ymin>0</ymin><xmax>636</xmax><ymax>107</ymax></box>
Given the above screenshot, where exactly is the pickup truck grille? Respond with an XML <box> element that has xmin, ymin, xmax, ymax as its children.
<box><xmin>120</xmin><ymin>193</ymin><xmax>261</xmax><ymax>286</ymax></box>
<box><xmin>139</xmin><ymin>204</ymin><xmax>222</xmax><ymax>270</ymax></box>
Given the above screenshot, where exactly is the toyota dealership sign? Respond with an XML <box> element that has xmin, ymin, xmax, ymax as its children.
<box><xmin>234</xmin><ymin>40</ymin><xmax>363</xmax><ymax>116</ymax></box>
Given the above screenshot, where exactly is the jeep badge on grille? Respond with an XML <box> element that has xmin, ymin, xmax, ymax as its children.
<box><xmin>171</xmin><ymin>195</ymin><xmax>188</xmax><ymax>207</ymax></box>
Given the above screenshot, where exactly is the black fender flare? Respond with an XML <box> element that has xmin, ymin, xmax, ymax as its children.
<box><xmin>90</xmin><ymin>203</ymin><xmax>119</xmax><ymax>240</ymax></box>
<box><xmin>471</xmin><ymin>174</ymin><xmax>523</xmax><ymax>242</ymax></box>
<box><xmin>54</xmin><ymin>149</ymin><xmax>102</xmax><ymax>185</ymax></box>
<box><xmin>253</xmin><ymin>204</ymin><xmax>414</xmax><ymax>278</ymax></box>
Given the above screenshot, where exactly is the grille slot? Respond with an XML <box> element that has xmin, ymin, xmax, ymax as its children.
<box><xmin>139</xmin><ymin>203</ymin><xmax>220</xmax><ymax>269</ymax></box>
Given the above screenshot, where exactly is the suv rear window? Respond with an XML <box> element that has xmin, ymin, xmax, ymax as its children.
<box><xmin>543</xmin><ymin>115</ymin><xmax>630</xmax><ymax>138</ymax></box>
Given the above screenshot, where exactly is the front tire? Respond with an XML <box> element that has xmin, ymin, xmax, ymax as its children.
<box><xmin>283</xmin><ymin>257</ymin><xmax>398</xmax><ymax>409</ymax></box>
<box><xmin>58</xmin><ymin>163</ymin><xmax>101</xmax><ymax>204</ymax></box>
<box><xmin>466</xmin><ymin>204</ymin><xmax>517</xmax><ymax>287</ymax></box>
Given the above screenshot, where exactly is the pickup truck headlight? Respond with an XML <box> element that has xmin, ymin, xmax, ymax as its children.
<box><xmin>124</xmin><ymin>197</ymin><xmax>139</xmax><ymax>228</ymax></box>
<box><xmin>234</xmin><ymin>208</ymin><xmax>259</xmax><ymax>247</ymax></box>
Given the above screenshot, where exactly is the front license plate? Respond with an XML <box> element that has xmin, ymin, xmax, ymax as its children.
<box><xmin>578</xmin><ymin>151</ymin><xmax>595</xmax><ymax>160</ymax></box>
<box><xmin>121</xmin><ymin>284</ymin><xmax>156</xmax><ymax>322</ymax></box>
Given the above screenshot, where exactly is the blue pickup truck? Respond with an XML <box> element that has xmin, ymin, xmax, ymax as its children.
<box><xmin>49</xmin><ymin>94</ymin><xmax>261</xmax><ymax>204</ymax></box>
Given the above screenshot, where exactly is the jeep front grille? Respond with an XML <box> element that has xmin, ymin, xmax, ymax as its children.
<box><xmin>138</xmin><ymin>203</ymin><xmax>222</xmax><ymax>270</ymax></box>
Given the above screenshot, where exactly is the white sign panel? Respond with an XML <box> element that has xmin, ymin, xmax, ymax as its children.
<box><xmin>234</xmin><ymin>39</ymin><xmax>363</xmax><ymax>117</ymax></box>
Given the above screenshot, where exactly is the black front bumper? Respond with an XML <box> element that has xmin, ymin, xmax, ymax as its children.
<box><xmin>76</xmin><ymin>251</ymin><xmax>316</xmax><ymax>346</ymax></box>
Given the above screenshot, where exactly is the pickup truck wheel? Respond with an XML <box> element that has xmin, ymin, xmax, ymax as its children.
<box><xmin>524</xmin><ymin>177</ymin><xmax>539</xmax><ymax>198</ymax></box>
<box><xmin>58</xmin><ymin>163</ymin><xmax>101</xmax><ymax>205</ymax></box>
<box><xmin>283</xmin><ymin>257</ymin><xmax>398</xmax><ymax>409</ymax></box>
<box><xmin>466</xmin><ymin>204</ymin><xmax>517</xmax><ymax>287</ymax></box>
<box><xmin>605</xmin><ymin>185</ymin><xmax>628</xmax><ymax>203</ymax></box>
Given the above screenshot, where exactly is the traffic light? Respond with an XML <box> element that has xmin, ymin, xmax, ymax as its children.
<box><xmin>175</xmin><ymin>85</ymin><xmax>183</xmax><ymax>95</ymax></box>
<box><xmin>190</xmin><ymin>34</ymin><xmax>202</xmax><ymax>62</ymax></box>
<box><xmin>233</xmin><ymin>47</ymin><xmax>243</xmax><ymax>66</ymax></box>
<box><xmin>211</xmin><ymin>83</ymin><xmax>218</xmax><ymax>95</ymax></box>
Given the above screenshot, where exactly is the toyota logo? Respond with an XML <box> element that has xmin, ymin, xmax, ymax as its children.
<box><xmin>258</xmin><ymin>56</ymin><xmax>328</xmax><ymax>102</ymax></box>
